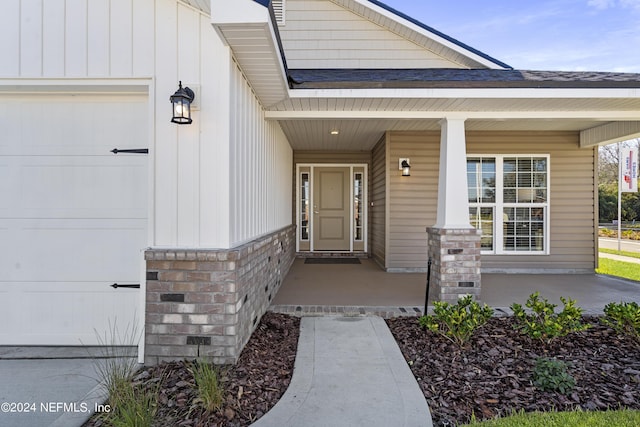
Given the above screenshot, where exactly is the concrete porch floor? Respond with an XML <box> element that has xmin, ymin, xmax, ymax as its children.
<box><xmin>270</xmin><ymin>258</ymin><xmax>640</xmax><ymax>316</ymax></box>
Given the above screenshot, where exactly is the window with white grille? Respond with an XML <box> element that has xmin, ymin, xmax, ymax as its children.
<box><xmin>468</xmin><ymin>155</ymin><xmax>550</xmax><ymax>254</ymax></box>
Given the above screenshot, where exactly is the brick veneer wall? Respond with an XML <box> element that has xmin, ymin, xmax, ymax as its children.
<box><xmin>144</xmin><ymin>225</ymin><xmax>295</xmax><ymax>365</ymax></box>
<box><xmin>426</xmin><ymin>227</ymin><xmax>482</xmax><ymax>303</ymax></box>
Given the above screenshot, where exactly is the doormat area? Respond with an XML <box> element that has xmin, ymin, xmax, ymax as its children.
<box><xmin>304</xmin><ymin>258</ymin><xmax>361</xmax><ymax>264</ymax></box>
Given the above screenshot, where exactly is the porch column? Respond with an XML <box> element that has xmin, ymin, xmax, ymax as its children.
<box><xmin>426</xmin><ymin>118</ymin><xmax>482</xmax><ymax>303</ymax></box>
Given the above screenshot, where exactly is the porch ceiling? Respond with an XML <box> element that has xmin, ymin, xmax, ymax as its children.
<box><xmin>277</xmin><ymin>118</ymin><xmax>613</xmax><ymax>151</ymax></box>
<box><xmin>268</xmin><ymin>94</ymin><xmax>640</xmax><ymax>151</ymax></box>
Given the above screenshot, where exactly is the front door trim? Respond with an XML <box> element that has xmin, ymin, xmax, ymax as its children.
<box><xmin>296</xmin><ymin>163</ymin><xmax>368</xmax><ymax>253</ymax></box>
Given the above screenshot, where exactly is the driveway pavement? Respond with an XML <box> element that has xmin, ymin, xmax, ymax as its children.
<box><xmin>0</xmin><ymin>347</ymin><xmax>129</xmax><ymax>427</ymax></box>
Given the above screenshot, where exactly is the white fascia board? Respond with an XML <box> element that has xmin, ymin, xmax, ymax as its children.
<box><xmin>265</xmin><ymin>19</ymin><xmax>289</xmax><ymax>96</ymax></box>
<box><xmin>346</xmin><ymin>0</ymin><xmax>509</xmax><ymax>70</ymax></box>
<box><xmin>265</xmin><ymin>110</ymin><xmax>640</xmax><ymax>121</ymax></box>
<box><xmin>287</xmin><ymin>87</ymin><xmax>640</xmax><ymax>100</ymax></box>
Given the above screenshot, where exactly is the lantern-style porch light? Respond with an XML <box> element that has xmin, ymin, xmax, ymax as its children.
<box><xmin>400</xmin><ymin>159</ymin><xmax>411</xmax><ymax>176</ymax></box>
<box><xmin>170</xmin><ymin>81</ymin><xmax>195</xmax><ymax>124</ymax></box>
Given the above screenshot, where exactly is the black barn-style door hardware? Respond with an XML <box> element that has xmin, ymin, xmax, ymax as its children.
<box><xmin>111</xmin><ymin>283</ymin><xmax>141</xmax><ymax>289</ymax></box>
<box><xmin>110</xmin><ymin>148</ymin><xmax>149</xmax><ymax>154</ymax></box>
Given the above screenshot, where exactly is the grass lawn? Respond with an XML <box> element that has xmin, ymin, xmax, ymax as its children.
<box><xmin>462</xmin><ymin>408</ymin><xmax>640</xmax><ymax>427</ymax></box>
<box><xmin>597</xmin><ymin>257</ymin><xmax>640</xmax><ymax>281</ymax></box>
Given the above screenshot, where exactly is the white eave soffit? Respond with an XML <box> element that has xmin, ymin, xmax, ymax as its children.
<box><xmin>581</xmin><ymin>121</ymin><xmax>640</xmax><ymax>147</ymax></box>
<box><xmin>210</xmin><ymin>0</ymin><xmax>289</xmax><ymax>107</ymax></box>
<box><xmin>180</xmin><ymin>0</ymin><xmax>211</xmax><ymax>14</ymax></box>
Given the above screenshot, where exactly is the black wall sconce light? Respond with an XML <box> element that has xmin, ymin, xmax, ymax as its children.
<box><xmin>400</xmin><ymin>158</ymin><xmax>411</xmax><ymax>176</ymax></box>
<box><xmin>170</xmin><ymin>81</ymin><xmax>195</xmax><ymax>124</ymax></box>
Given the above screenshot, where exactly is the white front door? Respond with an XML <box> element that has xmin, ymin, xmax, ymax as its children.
<box><xmin>0</xmin><ymin>94</ymin><xmax>148</xmax><ymax>345</ymax></box>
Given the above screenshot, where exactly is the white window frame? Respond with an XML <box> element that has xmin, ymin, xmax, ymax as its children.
<box><xmin>468</xmin><ymin>154</ymin><xmax>550</xmax><ymax>255</ymax></box>
<box><xmin>299</xmin><ymin>172</ymin><xmax>310</xmax><ymax>241</ymax></box>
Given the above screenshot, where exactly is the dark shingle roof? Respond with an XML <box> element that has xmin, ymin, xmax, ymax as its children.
<box><xmin>288</xmin><ymin>69</ymin><xmax>640</xmax><ymax>89</ymax></box>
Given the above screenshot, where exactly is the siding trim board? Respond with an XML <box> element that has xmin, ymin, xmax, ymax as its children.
<box><xmin>371</xmin><ymin>136</ymin><xmax>387</xmax><ymax>268</ymax></box>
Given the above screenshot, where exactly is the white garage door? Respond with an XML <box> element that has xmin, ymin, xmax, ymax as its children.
<box><xmin>0</xmin><ymin>93</ymin><xmax>148</xmax><ymax>345</ymax></box>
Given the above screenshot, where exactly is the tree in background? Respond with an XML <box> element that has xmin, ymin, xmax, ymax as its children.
<box><xmin>599</xmin><ymin>139</ymin><xmax>640</xmax><ymax>223</ymax></box>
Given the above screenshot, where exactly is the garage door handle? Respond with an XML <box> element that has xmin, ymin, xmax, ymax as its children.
<box><xmin>110</xmin><ymin>148</ymin><xmax>149</xmax><ymax>154</ymax></box>
<box><xmin>111</xmin><ymin>283</ymin><xmax>140</xmax><ymax>289</ymax></box>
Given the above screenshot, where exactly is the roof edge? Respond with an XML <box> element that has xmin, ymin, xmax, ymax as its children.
<box><xmin>287</xmin><ymin>68</ymin><xmax>640</xmax><ymax>90</ymax></box>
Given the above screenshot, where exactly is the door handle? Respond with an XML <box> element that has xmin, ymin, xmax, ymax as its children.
<box><xmin>314</xmin><ymin>211</ymin><xmax>319</xmax><ymax>214</ymax></box>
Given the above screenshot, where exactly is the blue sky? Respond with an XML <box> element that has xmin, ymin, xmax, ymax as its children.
<box><xmin>380</xmin><ymin>0</ymin><xmax>640</xmax><ymax>72</ymax></box>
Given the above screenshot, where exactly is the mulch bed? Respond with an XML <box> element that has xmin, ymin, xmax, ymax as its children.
<box><xmin>84</xmin><ymin>312</ymin><xmax>299</xmax><ymax>427</ymax></box>
<box><xmin>85</xmin><ymin>313</ymin><xmax>640</xmax><ymax>427</ymax></box>
<box><xmin>386</xmin><ymin>315</ymin><xmax>640</xmax><ymax>427</ymax></box>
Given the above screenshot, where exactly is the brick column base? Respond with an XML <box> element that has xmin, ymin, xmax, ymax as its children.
<box><xmin>426</xmin><ymin>227</ymin><xmax>482</xmax><ymax>303</ymax></box>
<box><xmin>144</xmin><ymin>225</ymin><xmax>295</xmax><ymax>365</ymax></box>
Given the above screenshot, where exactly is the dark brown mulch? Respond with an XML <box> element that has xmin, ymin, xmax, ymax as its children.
<box><xmin>387</xmin><ymin>316</ymin><xmax>640</xmax><ymax>427</ymax></box>
<box><xmin>84</xmin><ymin>312</ymin><xmax>299</xmax><ymax>427</ymax></box>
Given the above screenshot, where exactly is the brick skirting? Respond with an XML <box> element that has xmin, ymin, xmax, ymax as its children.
<box><xmin>144</xmin><ymin>225</ymin><xmax>295</xmax><ymax>365</ymax></box>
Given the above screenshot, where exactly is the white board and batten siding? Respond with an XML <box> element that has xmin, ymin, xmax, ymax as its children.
<box><xmin>383</xmin><ymin>131</ymin><xmax>597</xmax><ymax>273</ymax></box>
<box><xmin>0</xmin><ymin>0</ymin><xmax>291</xmax><ymax>345</ymax></box>
<box><xmin>278</xmin><ymin>0</ymin><xmax>464</xmax><ymax>69</ymax></box>
<box><xmin>1</xmin><ymin>0</ymin><xmax>247</xmax><ymax>248</ymax></box>
<box><xmin>2</xmin><ymin>0</ymin><xmax>155</xmax><ymax>78</ymax></box>
<box><xmin>229</xmin><ymin>63</ymin><xmax>293</xmax><ymax>247</ymax></box>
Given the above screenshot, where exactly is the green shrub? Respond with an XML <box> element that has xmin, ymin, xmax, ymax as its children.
<box><xmin>190</xmin><ymin>359</ymin><xmax>224</xmax><ymax>413</ymax></box>
<box><xmin>532</xmin><ymin>357</ymin><xmax>576</xmax><ymax>394</ymax></box>
<box><xmin>89</xmin><ymin>320</ymin><xmax>141</xmax><ymax>410</ymax></box>
<box><xmin>511</xmin><ymin>292</ymin><xmax>589</xmax><ymax>344</ymax></box>
<box><xmin>419</xmin><ymin>295</ymin><xmax>494</xmax><ymax>347</ymax></box>
<box><xmin>107</xmin><ymin>382</ymin><xmax>159</xmax><ymax>427</ymax></box>
<box><xmin>598</xmin><ymin>228</ymin><xmax>640</xmax><ymax>240</ymax></box>
<box><xmin>602</xmin><ymin>301</ymin><xmax>640</xmax><ymax>343</ymax></box>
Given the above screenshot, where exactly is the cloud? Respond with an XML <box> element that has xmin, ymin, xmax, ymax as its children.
<box><xmin>588</xmin><ymin>0</ymin><xmax>616</xmax><ymax>9</ymax></box>
<box><xmin>620</xmin><ymin>0</ymin><xmax>640</xmax><ymax>9</ymax></box>
<box><xmin>588</xmin><ymin>0</ymin><xmax>640</xmax><ymax>9</ymax></box>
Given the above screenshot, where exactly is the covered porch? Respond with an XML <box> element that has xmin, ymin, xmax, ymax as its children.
<box><xmin>270</xmin><ymin>257</ymin><xmax>640</xmax><ymax>316</ymax></box>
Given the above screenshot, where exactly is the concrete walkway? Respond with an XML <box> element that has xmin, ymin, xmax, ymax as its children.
<box><xmin>252</xmin><ymin>316</ymin><xmax>432</xmax><ymax>427</ymax></box>
<box><xmin>599</xmin><ymin>236</ymin><xmax>640</xmax><ymax>264</ymax></box>
<box><xmin>599</xmin><ymin>251</ymin><xmax>640</xmax><ymax>263</ymax></box>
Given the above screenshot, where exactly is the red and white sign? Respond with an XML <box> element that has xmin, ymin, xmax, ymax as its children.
<box><xmin>620</xmin><ymin>146</ymin><xmax>638</xmax><ymax>193</ymax></box>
